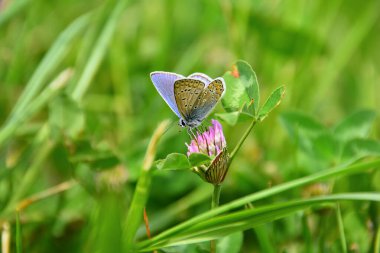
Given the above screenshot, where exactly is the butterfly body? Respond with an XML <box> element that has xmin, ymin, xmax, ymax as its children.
<box><xmin>150</xmin><ymin>72</ymin><xmax>225</xmax><ymax>128</ymax></box>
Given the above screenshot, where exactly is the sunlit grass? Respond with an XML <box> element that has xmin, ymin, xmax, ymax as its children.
<box><xmin>0</xmin><ymin>0</ymin><xmax>380</xmax><ymax>252</ymax></box>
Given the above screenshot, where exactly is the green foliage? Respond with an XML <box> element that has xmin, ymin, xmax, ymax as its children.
<box><xmin>188</xmin><ymin>153</ymin><xmax>212</xmax><ymax>168</ymax></box>
<box><xmin>49</xmin><ymin>95</ymin><xmax>85</xmax><ymax>138</ymax></box>
<box><xmin>218</xmin><ymin>60</ymin><xmax>284</xmax><ymax>126</ymax></box>
<box><xmin>333</xmin><ymin>109</ymin><xmax>376</xmax><ymax>141</ymax></box>
<box><xmin>156</xmin><ymin>153</ymin><xmax>190</xmax><ymax>171</ymax></box>
<box><xmin>0</xmin><ymin>0</ymin><xmax>380</xmax><ymax>252</ymax></box>
<box><xmin>216</xmin><ymin>232</ymin><xmax>243</xmax><ymax>253</ymax></box>
<box><xmin>258</xmin><ymin>86</ymin><xmax>285</xmax><ymax>121</ymax></box>
<box><xmin>221</xmin><ymin>60</ymin><xmax>259</xmax><ymax>115</ymax></box>
<box><xmin>281</xmin><ymin>109</ymin><xmax>380</xmax><ymax>169</ymax></box>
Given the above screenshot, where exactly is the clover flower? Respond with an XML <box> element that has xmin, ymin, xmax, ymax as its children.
<box><xmin>186</xmin><ymin>119</ymin><xmax>229</xmax><ymax>185</ymax></box>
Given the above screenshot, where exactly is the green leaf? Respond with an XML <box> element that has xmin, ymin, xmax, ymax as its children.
<box><xmin>280</xmin><ymin>111</ymin><xmax>326</xmax><ymax>138</ymax></box>
<box><xmin>216</xmin><ymin>232</ymin><xmax>243</xmax><ymax>253</ymax></box>
<box><xmin>188</xmin><ymin>153</ymin><xmax>212</xmax><ymax>167</ymax></box>
<box><xmin>253</xmin><ymin>224</ymin><xmax>275</xmax><ymax>253</ymax></box>
<box><xmin>280</xmin><ymin>111</ymin><xmax>326</xmax><ymax>136</ymax></box>
<box><xmin>156</xmin><ymin>153</ymin><xmax>190</xmax><ymax>171</ymax></box>
<box><xmin>259</xmin><ymin>86</ymin><xmax>285</xmax><ymax>120</ymax></box>
<box><xmin>280</xmin><ymin>111</ymin><xmax>328</xmax><ymax>156</ymax></box>
<box><xmin>312</xmin><ymin>131</ymin><xmax>339</xmax><ymax>163</ymax></box>
<box><xmin>221</xmin><ymin>60</ymin><xmax>259</xmax><ymax>116</ymax></box>
<box><xmin>342</xmin><ymin>139</ymin><xmax>380</xmax><ymax>162</ymax></box>
<box><xmin>49</xmin><ymin>95</ymin><xmax>85</xmax><ymax>138</ymax></box>
<box><xmin>333</xmin><ymin>109</ymin><xmax>376</xmax><ymax>141</ymax></box>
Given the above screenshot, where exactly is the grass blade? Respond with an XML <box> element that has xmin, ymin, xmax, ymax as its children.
<box><xmin>71</xmin><ymin>0</ymin><xmax>129</xmax><ymax>101</ymax></box>
<box><xmin>124</xmin><ymin>120</ymin><xmax>170</xmax><ymax>252</ymax></box>
<box><xmin>137</xmin><ymin>158</ymin><xmax>380</xmax><ymax>249</ymax></box>
<box><xmin>139</xmin><ymin>193</ymin><xmax>380</xmax><ymax>250</ymax></box>
<box><xmin>0</xmin><ymin>69</ymin><xmax>72</xmax><ymax>146</ymax></box>
<box><xmin>7</xmin><ymin>14</ymin><xmax>89</xmax><ymax>121</ymax></box>
<box><xmin>336</xmin><ymin>204</ymin><xmax>347</xmax><ymax>253</ymax></box>
<box><xmin>16</xmin><ymin>211</ymin><xmax>22</xmax><ymax>253</ymax></box>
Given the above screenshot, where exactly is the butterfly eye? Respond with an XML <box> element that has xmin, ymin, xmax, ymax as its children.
<box><xmin>179</xmin><ymin>119</ymin><xmax>186</xmax><ymax>127</ymax></box>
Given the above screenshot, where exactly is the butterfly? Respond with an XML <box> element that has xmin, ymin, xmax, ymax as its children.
<box><xmin>150</xmin><ymin>71</ymin><xmax>226</xmax><ymax>128</ymax></box>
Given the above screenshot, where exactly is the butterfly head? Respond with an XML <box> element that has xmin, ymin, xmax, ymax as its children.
<box><xmin>178</xmin><ymin>118</ymin><xmax>202</xmax><ymax>128</ymax></box>
<box><xmin>179</xmin><ymin>118</ymin><xmax>186</xmax><ymax>127</ymax></box>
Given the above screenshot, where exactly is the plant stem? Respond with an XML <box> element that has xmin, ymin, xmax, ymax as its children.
<box><xmin>336</xmin><ymin>204</ymin><xmax>347</xmax><ymax>253</ymax></box>
<box><xmin>228</xmin><ymin>118</ymin><xmax>257</xmax><ymax>167</ymax></box>
<box><xmin>16</xmin><ymin>212</ymin><xmax>22</xmax><ymax>253</ymax></box>
<box><xmin>210</xmin><ymin>184</ymin><xmax>222</xmax><ymax>253</ymax></box>
<box><xmin>1</xmin><ymin>221</ymin><xmax>11</xmax><ymax>253</ymax></box>
<box><xmin>211</xmin><ymin>184</ymin><xmax>222</xmax><ymax>209</ymax></box>
<box><xmin>16</xmin><ymin>180</ymin><xmax>76</xmax><ymax>211</ymax></box>
<box><xmin>124</xmin><ymin>120</ymin><xmax>170</xmax><ymax>252</ymax></box>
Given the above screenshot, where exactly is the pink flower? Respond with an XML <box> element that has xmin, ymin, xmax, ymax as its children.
<box><xmin>186</xmin><ymin>119</ymin><xmax>229</xmax><ymax>185</ymax></box>
<box><xmin>186</xmin><ymin>119</ymin><xmax>227</xmax><ymax>157</ymax></box>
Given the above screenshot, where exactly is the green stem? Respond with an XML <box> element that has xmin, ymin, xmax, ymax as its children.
<box><xmin>336</xmin><ymin>204</ymin><xmax>347</xmax><ymax>253</ymax></box>
<box><xmin>124</xmin><ymin>120</ymin><xmax>169</xmax><ymax>252</ymax></box>
<box><xmin>374</xmin><ymin>226</ymin><xmax>380</xmax><ymax>253</ymax></box>
<box><xmin>210</xmin><ymin>184</ymin><xmax>222</xmax><ymax>253</ymax></box>
<box><xmin>228</xmin><ymin>118</ymin><xmax>257</xmax><ymax>167</ymax></box>
<box><xmin>212</xmin><ymin>184</ymin><xmax>222</xmax><ymax>209</ymax></box>
<box><xmin>16</xmin><ymin>211</ymin><xmax>22</xmax><ymax>253</ymax></box>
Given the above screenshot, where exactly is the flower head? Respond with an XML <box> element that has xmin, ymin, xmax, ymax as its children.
<box><xmin>186</xmin><ymin>119</ymin><xmax>226</xmax><ymax>157</ymax></box>
<box><xmin>186</xmin><ymin>119</ymin><xmax>229</xmax><ymax>185</ymax></box>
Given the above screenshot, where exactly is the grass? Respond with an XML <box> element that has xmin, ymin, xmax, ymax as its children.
<box><xmin>0</xmin><ymin>0</ymin><xmax>380</xmax><ymax>252</ymax></box>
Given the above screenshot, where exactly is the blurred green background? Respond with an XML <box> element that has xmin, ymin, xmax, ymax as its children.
<box><xmin>0</xmin><ymin>0</ymin><xmax>380</xmax><ymax>252</ymax></box>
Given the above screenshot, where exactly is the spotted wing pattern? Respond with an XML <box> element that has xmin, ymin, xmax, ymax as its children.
<box><xmin>174</xmin><ymin>79</ymin><xmax>205</xmax><ymax>119</ymax></box>
<box><xmin>190</xmin><ymin>78</ymin><xmax>225</xmax><ymax>121</ymax></box>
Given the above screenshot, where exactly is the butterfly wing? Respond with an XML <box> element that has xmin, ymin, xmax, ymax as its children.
<box><xmin>188</xmin><ymin>73</ymin><xmax>212</xmax><ymax>85</ymax></box>
<box><xmin>190</xmin><ymin>78</ymin><xmax>225</xmax><ymax>121</ymax></box>
<box><xmin>174</xmin><ymin>79</ymin><xmax>205</xmax><ymax>120</ymax></box>
<box><xmin>150</xmin><ymin>71</ymin><xmax>184</xmax><ymax>118</ymax></box>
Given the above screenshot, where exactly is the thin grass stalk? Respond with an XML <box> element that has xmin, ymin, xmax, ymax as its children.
<box><xmin>16</xmin><ymin>180</ymin><xmax>76</xmax><ymax>211</ymax></box>
<box><xmin>0</xmin><ymin>0</ymin><xmax>31</xmax><ymax>26</ymax></box>
<box><xmin>15</xmin><ymin>212</ymin><xmax>22</xmax><ymax>253</ymax></box>
<box><xmin>1</xmin><ymin>221</ymin><xmax>11</xmax><ymax>253</ymax></box>
<box><xmin>1</xmin><ymin>126</ymin><xmax>53</xmax><ymax>217</ymax></box>
<box><xmin>7</xmin><ymin>15</ymin><xmax>89</xmax><ymax>120</ymax></box>
<box><xmin>0</xmin><ymin>69</ymin><xmax>72</xmax><ymax>146</ymax></box>
<box><xmin>336</xmin><ymin>204</ymin><xmax>347</xmax><ymax>253</ymax></box>
<box><xmin>140</xmin><ymin>193</ymin><xmax>380</xmax><ymax>250</ymax></box>
<box><xmin>124</xmin><ymin>120</ymin><xmax>170</xmax><ymax>252</ymax></box>
<box><xmin>71</xmin><ymin>0</ymin><xmax>129</xmax><ymax>102</ymax></box>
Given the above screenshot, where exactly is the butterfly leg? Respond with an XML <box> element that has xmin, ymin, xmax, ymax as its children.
<box><xmin>187</xmin><ymin>127</ymin><xmax>197</xmax><ymax>141</ymax></box>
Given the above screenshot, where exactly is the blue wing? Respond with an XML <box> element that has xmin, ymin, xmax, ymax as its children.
<box><xmin>188</xmin><ymin>73</ymin><xmax>212</xmax><ymax>85</ymax></box>
<box><xmin>150</xmin><ymin>71</ymin><xmax>184</xmax><ymax>118</ymax></box>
